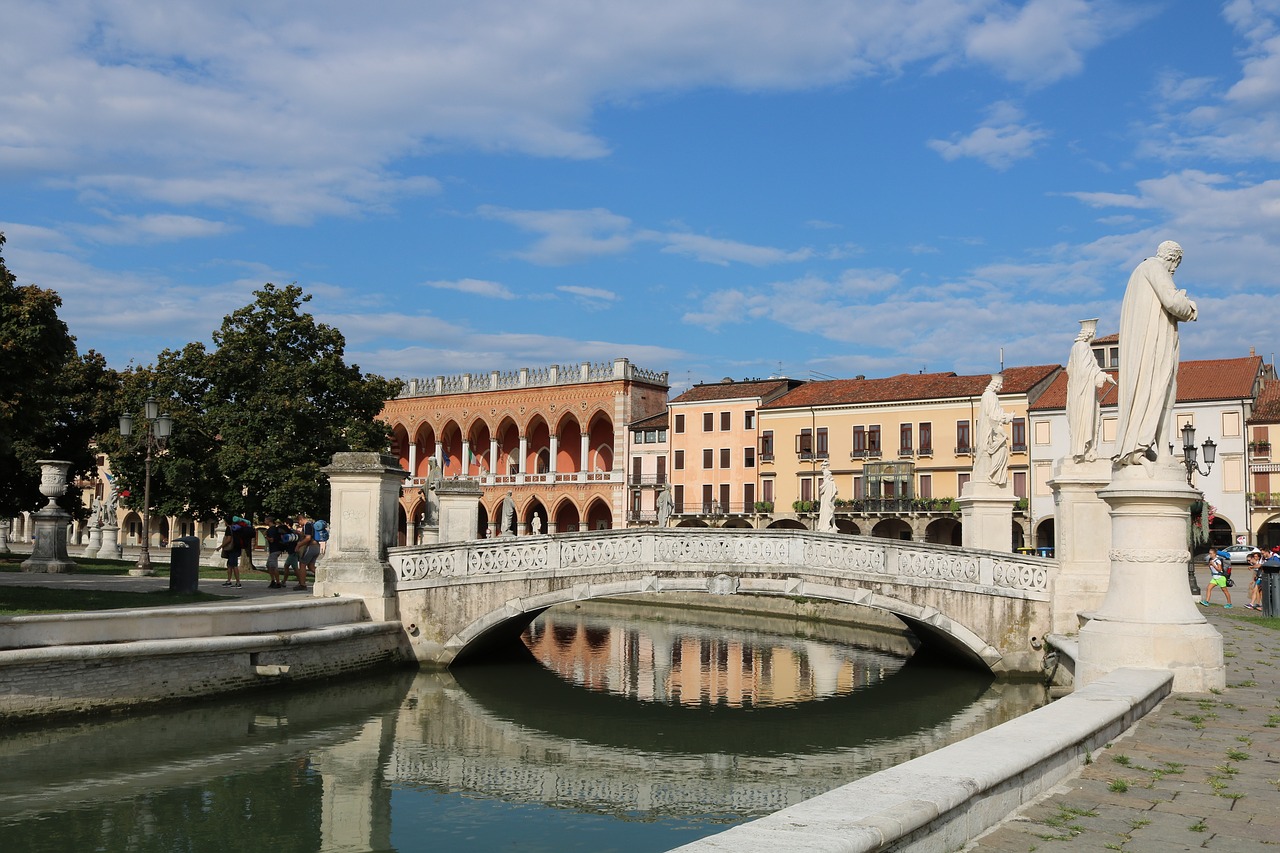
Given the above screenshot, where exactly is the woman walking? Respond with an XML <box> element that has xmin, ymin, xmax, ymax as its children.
<box><xmin>1200</xmin><ymin>547</ymin><xmax>1232</xmax><ymax>608</ymax></box>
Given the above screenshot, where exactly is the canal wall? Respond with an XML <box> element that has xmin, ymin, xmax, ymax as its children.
<box><xmin>667</xmin><ymin>666</ymin><xmax>1172</xmax><ymax>853</ymax></box>
<box><xmin>0</xmin><ymin>598</ymin><xmax>414</xmax><ymax>721</ymax></box>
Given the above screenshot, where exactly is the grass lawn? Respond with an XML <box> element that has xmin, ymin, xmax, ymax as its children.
<box><xmin>0</xmin><ymin>585</ymin><xmax>228</xmax><ymax>616</ymax></box>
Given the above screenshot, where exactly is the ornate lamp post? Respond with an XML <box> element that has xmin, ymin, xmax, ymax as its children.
<box><xmin>119</xmin><ymin>398</ymin><xmax>173</xmax><ymax>576</ymax></box>
<box><xmin>1178</xmin><ymin>423</ymin><xmax>1217</xmax><ymax>596</ymax></box>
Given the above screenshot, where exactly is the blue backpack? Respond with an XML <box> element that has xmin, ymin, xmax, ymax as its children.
<box><xmin>314</xmin><ymin>519</ymin><xmax>330</xmax><ymax>542</ymax></box>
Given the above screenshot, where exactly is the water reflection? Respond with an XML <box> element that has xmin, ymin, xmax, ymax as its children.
<box><xmin>0</xmin><ymin>601</ymin><xmax>1047</xmax><ymax>852</ymax></box>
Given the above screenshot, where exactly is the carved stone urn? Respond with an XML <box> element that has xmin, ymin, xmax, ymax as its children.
<box><xmin>21</xmin><ymin>459</ymin><xmax>77</xmax><ymax>573</ymax></box>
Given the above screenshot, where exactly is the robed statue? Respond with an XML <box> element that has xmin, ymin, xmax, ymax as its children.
<box><xmin>1067</xmin><ymin>318</ymin><xmax>1116</xmax><ymax>462</ymax></box>
<box><xmin>973</xmin><ymin>374</ymin><xmax>1014</xmax><ymax>486</ymax></box>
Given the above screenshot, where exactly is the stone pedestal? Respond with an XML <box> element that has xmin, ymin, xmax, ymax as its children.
<box><xmin>1077</xmin><ymin>462</ymin><xmax>1224</xmax><ymax>693</ymax></box>
<box><xmin>83</xmin><ymin>525</ymin><xmax>103</xmax><ymax>558</ymax></box>
<box><xmin>314</xmin><ymin>452</ymin><xmax>407</xmax><ymax>621</ymax></box>
<box><xmin>21</xmin><ymin>460</ymin><xmax>76</xmax><ymax>573</ymax></box>
<box><xmin>0</xmin><ymin>519</ymin><xmax>10</xmax><ymax>554</ymax></box>
<box><xmin>97</xmin><ymin>524</ymin><xmax>121</xmax><ymax>559</ymax></box>
<box><xmin>958</xmin><ymin>480</ymin><xmax>1016</xmax><ymax>553</ymax></box>
<box><xmin>1047</xmin><ymin>457</ymin><xmax>1112</xmax><ymax>634</ymax></box>
<box><xmin>437</xmin><ymin>479</ymin><xmax>482</xmax><ymax>544</ymax></box>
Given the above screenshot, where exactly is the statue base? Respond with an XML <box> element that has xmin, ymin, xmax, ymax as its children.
<box><xmin>21</xmin><ymin>509</ymin><xmax>76</xmax><ymax>573</ymax></box>
<box><xmin>1047</xmin><ymin>457</ymin><xmax>1113</xmax><ymax>634</ymax></box>
<box><xmin>958</xmin><ymin>480</ymin><xmax>1016</xmax><ymax>553</ymax></box>
<box><xmin>1076</xmin><ymin>461</ymin><xmax>1224</xmax><ymax>692</ymax></box>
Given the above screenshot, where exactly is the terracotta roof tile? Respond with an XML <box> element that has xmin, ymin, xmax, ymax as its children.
<box><xmin>1093</xmin><ymin>333</ymin><xmax>1119</xmax><ymax>345</ymax></box>
<box><xmin>1249</xmin><ymin>379</ymin><xmax>1280</xmax><ymax>424</ymax></box>
<box><xmin>670</xmin><ymin>378</ymin><xmax>802</xmax><ymax>405</ymax></box>
<box><xmin>631</xmin><ymin>411</ymin><xmax>668</xmax><ymax>429</ymax></box>
<box><xmin>1030</xmin><ymin>356</ymin><xmax>1262</xmax><ymax>411</ymax></box>
<box><xmin>762</xmin><ymin>364</ymin><xmax>1060</xmax><ymax>410</ymax></box>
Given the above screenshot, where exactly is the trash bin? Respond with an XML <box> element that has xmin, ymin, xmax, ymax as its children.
<box><xmin>1262</xmin><ymin>562</ymin><xmax>1280</xmax><ymax>618</ymax></box>
<box><xmin>169</xmin><ymin>535</ymin><xmax>201</xmax><ymax>594</ymax></box>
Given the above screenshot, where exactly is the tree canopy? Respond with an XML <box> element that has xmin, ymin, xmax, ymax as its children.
<box><xmin>100</xmin><ymin>284</ymin><xmax>400</xmax><ymax>522</ymax></box>
<box><xmin>0</xmin><ymin>233</ymin><xmax>118</xmax><ymax>518</ymax></box>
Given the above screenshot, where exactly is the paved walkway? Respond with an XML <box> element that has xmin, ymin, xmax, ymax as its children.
<box><xmin>966</xmin><ymin>603</ymin><xmax>1280</xmax><ymax>853</ymax></box>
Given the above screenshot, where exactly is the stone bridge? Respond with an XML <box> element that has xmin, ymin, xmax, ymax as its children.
<box><xmin>386</xmin><ymin>528</ymin><xmax>1055</xmax><ymax>676</ymax></box>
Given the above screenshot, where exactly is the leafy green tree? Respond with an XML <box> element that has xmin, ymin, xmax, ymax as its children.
<box><xmin>103</xmin><ymin>284</ymin><xmax>399</xmax><ymax>523</ymax></box>
<box><xmin>0</xmin><ymin>233</ymin><xmax>119</xmax><ymax>518</ymax></box>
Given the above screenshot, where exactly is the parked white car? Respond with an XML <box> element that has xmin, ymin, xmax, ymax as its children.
<box><xmin>1220</xmin><ymin>544</ymin><xmax>1261</xmax><ymax>565</ymax></box>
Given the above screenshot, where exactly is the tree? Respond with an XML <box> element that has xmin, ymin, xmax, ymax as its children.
<box><xmin>103</xmin><ymin>284</ymin><xmax>400</xmax><ymax>523</ymax></box>
<box><xmin>0</xmin><ymin>233</ymin><xmax>119</xmax><ymax>518</ymax></box>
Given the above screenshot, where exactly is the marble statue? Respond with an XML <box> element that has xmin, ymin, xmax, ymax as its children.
<box><xmin>816</xmin><ymin>460</ymin><xmax>837</xmax><ymax>532</ymax></box>
<box><xmin>500</xmin><ymin>491</ymin><xmax>515</xmax><ymax>534</ymax></box>
<box><xmin>974</xmin><ymin>374</ymin><xmax>1013</xmax><ymax>486</ymax></box>
<box><xmin>1114</xmin><ymin>241</ymin><xmax>1197</xmax><ymax>469</ymax></box>
<box><xmin>531</xmin><ymin>514</ymin><xmax>542</xmax><ymax>535</ymax></box>
<box><xmin>1067</xmin><ymin>318</ymin><xmax>1116</xmax><ymax>462</ymax></box>
<box><xmin>656</xmin><ymin>485</ymin><xmax>673</xmax><ymax>528</ymax></box>
<box><xmin>103</xmin><ymin>475</ymin><xmax>119</xmax><ymax>520</ymax></box>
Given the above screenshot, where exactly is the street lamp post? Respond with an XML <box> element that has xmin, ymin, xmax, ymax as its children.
<box><xmin>1178</xmin><ymin>423</ymin><xmax>1217</xmax><ymax>596</ymax></box>
<box><xmin>119</xmin><ymin>398</ymin><xmax>173</xmax><ymax>577</ymax></box>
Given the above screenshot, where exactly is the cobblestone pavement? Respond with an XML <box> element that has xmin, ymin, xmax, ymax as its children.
<box><xmin>965</xmin><ymin>606</ymin><xmax>1280</xmax><ymax>852</ymax></box>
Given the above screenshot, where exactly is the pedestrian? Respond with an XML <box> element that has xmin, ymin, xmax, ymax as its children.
<box><xmin>313</xmin><ymin>519</ymin><xmax>329</xmax><ymax>557</ymax></box>
<box><xmin>219</xmin><ymin>519</ymin><xmax>241</xmax><ymax>588</ymax></box>
<box><xmin>1200</xmin><ymin>547</ymin><xmax>1232</xmax><ymax>608</ymax></box>
<box><xmin>231</xmin><ymin>515</ymin><xmax>257</xmax><ymax>574</ymax></box>
<box><xmin>262</xmin><ymin>515</ymin><xmax>293</xmax><ymax>589</ymax></box>
<box><xmin>292</xmin><ymin>514</ymin><xmax>319</xmax><ymax>591</ymax></box>
<box><xmin>281</xmin><ymin>517</ymin><xmax>303</xmax><ymax>588</ymax></box>
<box><xmin>1246</xmin><ymin>551</ymin><xmax>1264</xmax><ymax>610</ymax></box>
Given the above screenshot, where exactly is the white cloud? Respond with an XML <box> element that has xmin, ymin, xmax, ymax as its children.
<box><xmin>557</xmin><ymin>285</ymin><xmax>620</xmax><ymax>305</ymax></box>
<box><xmin>660</xmin><ymin>233</ymin><xmax>814</xmax><ymax>266</ymax></box>
<box><xmin>75</xmin><ymin>212</ymin><xmax>235</xmax><ymax>244</ymax></box>
<box><xmin>479</xmin><ymin>206</ymin><xmax>635</xmax><ymax>265</ymax></box>
<box><xmin>424</xmin><ymin>278</ymin><xmax>518</xmax><ymax>300</ymax></box>
<box><xmin>928</xmin><ymin>101</ymin><xmax>1048</xmax><ymax>169</ymax></box>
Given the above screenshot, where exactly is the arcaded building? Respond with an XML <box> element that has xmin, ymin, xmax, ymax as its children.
<box><xmin>381</xmin><ymin>359</ymin><xmax>669</xmax><ymax>542</ymax></box>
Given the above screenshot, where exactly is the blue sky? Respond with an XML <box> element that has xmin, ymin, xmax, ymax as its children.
<box><xmin>2</xmin><ymin>1</ymin><xmax>1278</xmax><ymax>394</ymax></box>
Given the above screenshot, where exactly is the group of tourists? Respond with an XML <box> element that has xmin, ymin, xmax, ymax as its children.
<box><xmin>1200</xmin><ymin>546</ymin><xmax>1280</xmax><ymax>611</ymax></box>
<box><xmin>219</xmin><ymin>515</ymin><xmax>329</xmax><ymax>591</ymax></box>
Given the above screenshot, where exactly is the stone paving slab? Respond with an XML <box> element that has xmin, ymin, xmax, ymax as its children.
<box><xmin>964</xmin><ymin>606</ymin><xmax>1280</xmax><ymax>852</ymax></box>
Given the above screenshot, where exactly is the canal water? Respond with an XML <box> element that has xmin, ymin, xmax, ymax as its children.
<box><xmin>0</xmin><ymin>600</ymin><xmax>1047</xmax><ymax>852</ymax></box>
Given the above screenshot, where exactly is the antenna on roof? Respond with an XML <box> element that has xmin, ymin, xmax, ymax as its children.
<box><xmin>999</xmin><ymin>347</ymin><xmax>1005</xmax><ymax>373</ymax></box>
<box><xmin>809</xmin><ymin>370</ymin><xmax>836</xmax><ymax>381</ymax></box>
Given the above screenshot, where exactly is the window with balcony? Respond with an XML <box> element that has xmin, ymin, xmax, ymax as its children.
<box><xmin>816</xmin><ymin>427</ymin><xmax>829</xmax><ymax>459</ymax></box>
<box><xmin>919</xmin><ymin>473</ymin><xmax>932</xmax><ymax>499</ymax></box>
<box><xmin>674</xmin><ymin>485</ymin><xmax>684</xmax><ymax>513</ymax></box>
<box><xmin>657</xmin><ymin>457</ymin><xmax>666</xmax><ymax>484</ymax></box>
<box><xmin>851</xmin><ymin>425</ymin><xmax>867</xmax><ymax>458</ymax></box>
<box><xmin>899</xmin><ymin>423</ymin><xmax>913</xmax><ymax>456</ymax></box>
<box><xmin>703</xmin><ymin>412</ymin><xmax>714</xmax><ymax>432</ymax></box>
<box><xmin>1013</xmin><ymin>470</ymin><xmax>1028</xmax><ymax>499</ymax></box>
<box><xmin>720</xmin><ymin>484</ymin><xmax>731</xmax><ymax>514</ymax></box>
<box><xmin>632</xmin><ymin>456</ymin><xmax>642</xmax><ymax>484</ymax></box>
<box><xmin>702</xmin><ymin>448</ymin><xmax>714</xmax><ymax>469</ymax></box>
<box><xmin>919</xmin><ymin>422</ymin><xmax>933</xmax><ymax>455</ymax></box>
<box><xmin>868</xmin><ymin>425</ymin><xmax>882</xmax><ymax>457</ymax></box>
<box><xmin>760</xmin><ymin>430</ymin><xmax>774</xmax><ymax>461</ymax></box>
<box><xmin>956</xmin><ymin>420</ymin><xmax>971</xmax><ymax>454</ymax></box>
<box><xmin>762</xmin><ymin>478</ymin><xmax>774</xmax><ymax>503</ymax></box>
<box><xmin>800</xmin><ymin>478</ymin><xmax>813</xmax><ymax>502</ymax></box>
<box><xmin>702</xmin><ymin>484</ymin><xmax>715</xmax><ymax>514</ymax></box>
<box><xmin>743</xmin><ymin>482</ymin><xmax>755</xmax><ymax>508</ymax></box>
<box><xmin>797</xmin><ymin>428</ymin><xmax>813</xmax><ymax>460</ymax></box>
<box><xmin>1011</xmin><ymin>418</ymin><xmax>1027</xmax><ymax>452</ymax></box>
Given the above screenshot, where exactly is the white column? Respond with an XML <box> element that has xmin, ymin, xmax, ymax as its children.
<box><xmin>489</xmin><ymin>438</ymin><xmax>498</xmax><ymax>481</ymax></box>
<box><xmin>408</xmin><ymin>442</ymin><xmax>417</xmax><ymax>480</ymax></box>
<box><xmin>549</xmin><ymin>435</ymin><xmax>559</xmax><ymax>475</ymax></box>
<box><xmin>579</xmin><ymin>432</ymin><xmax>590</xmax><ymax>480</ymax></box>
<box><xmin>517</xmin><ymin>435</ymin><xmax>528</xmax><ymax>484</ymax></box>
<box><xmin>460</xmin><ymin>439</ymin><xmax>471</xmax><ymax>477</ymax></box>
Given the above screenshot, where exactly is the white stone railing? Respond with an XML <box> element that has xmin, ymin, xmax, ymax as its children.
<box><xmin>389</xmin><ymin>529</ymin><xmax>1052</xmax><ymax>597</ymax></box>
<box><xmin>397</xmin><ymin>358</ymin><xmax>669</xmax><ymax>398</ymax></box>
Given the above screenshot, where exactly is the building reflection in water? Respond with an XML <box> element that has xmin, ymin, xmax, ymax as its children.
<box><xmin>524</xmin><ymin>602</ymin><xmax>905</xmax><ymax>709</ymax></box>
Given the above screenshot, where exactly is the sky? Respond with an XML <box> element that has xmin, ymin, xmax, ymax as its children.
<box><xmin>2</xmin><ymin>0</ymin><xmax>1279</xmax><ymax>394</ymax></box>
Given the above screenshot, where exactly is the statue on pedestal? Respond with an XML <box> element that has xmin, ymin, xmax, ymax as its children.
<box><xmin>1067</xmin><ymin>319</ymin><xmax>1117</xmax><ymax>463</ymax></box>
<box><xmin>656</xmin><ymin>485</ymin><xmax>673</xmax><ymax>528</ymax></box>
<box><xmin>500</xmin><ymin>491</ymin><xmax>516</xmax><ymax>534</ymax></box>
<box><xmin>1114</xmin><ymin>241</ymin><xmax>1197</xmax><ymax>471</ymax></box>
<box><xmin>973</xmin><ymin>374</ymin><xmax>1014</xmax><ymax>486</ymax></box>
<box><xmin>816</xmin><ymin>460</ymin><xmax>837</xmax><ymax>532</ymax></box>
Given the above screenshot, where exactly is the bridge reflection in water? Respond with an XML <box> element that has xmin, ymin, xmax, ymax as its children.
<box><xmin>0</xmin><ymin>602</ymin><xmax>1046</xmax><ymax>852</ymax></box>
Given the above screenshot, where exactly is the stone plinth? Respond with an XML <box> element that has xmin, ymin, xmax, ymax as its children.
<box><xmin>97</xmin><ymin>524</ymin><xmax>121</xmax><ymax>559</ymax></box>
<box><xmin>0</xmin><ymin>519</ymin><xmax>10</xmax><ymax>554</ymax></box>
<box><xmin>1076</xmin><ymin>462</ymin><xmax>1224</xmax><ymax>692</ymax></box>
<box><xmin>958</xmin><ymin>480</ymin><xmax>1016</xmax><ymax>553</ymax></box>
<box><xmin>21</xmin><ymin>460</ymin><xmax>76</xmax><ymax>573</ymax></box>
<box><xmin>83</xmin><ymin>525</ymin><xmax>103</xmax><ymax>558</ymax></box>
<box><xmin>315</xmin><ymin>452</ymin><xmax>407</xmax><ymax>621</ymax></box>
<box><xmin>437</xmin><ymin>479</ymin><xmax>482</xmax><ymax>544</ymax></box>
<box><xmin>1048</xmin><ymin>457</ymin><xmax>1112</xmax><ymax>634</ymax></box>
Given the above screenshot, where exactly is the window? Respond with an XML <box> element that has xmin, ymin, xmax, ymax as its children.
<box><xmin>645</xmin><ymin>429</ymin><xmax>657</xmax><ymax>443</ymax></box>
<box><xmin>1109</xmin><ymin>346</ymin><xmax>1119</xmax><ymax>367</ymax></box>
<box><xmin>797</xmin><ymin>428</ymin><xmax>813</xmax><ymax>459</ymax></box>
<box><xmin>702</xmin><ymin>484</ymin><xmax>714</xmax><ymax>514</ymax></box>
<box><xmin>852</xmin><ymin>425</ymin><xmax>866</xmax><ymax>456</ymax></box>
<box><xmin>674</xmin><ymin>485</ymin><xmax>684</xmax><ymax>513</ymax></box>
<box><xmin>958</xmin><ymin>472</ymin><xmax>971</xmax><ymax>492</ymax></box>
<box><xmin>760</xmin><ymin>430</ymin><xmax>774</xmax><ymax>461</ymax></box>
<box><xmin>657</xmin><ymin>429</ymin><xmax>666</xmax><ymax>442</ymax></box>
<box><xmin>657</xmin><ymin>457</ymin><xmax>666</xmax><ymax>484</ymax></box>
<box><xmin>1094</xmin><ymin>349</ymin><xmax>1106</xmax><ymax>368</ymax></box>
<box><xmin>800</xmin><ymin>478</ymin><xmax>813</xmax><ymax>502</ymax></box>
<box><xmin>853</xmin><ymin>475</ymin><xmax>863</xmax><ymax>499</ymax></box>
<box><xmin>673</xmin><ymin>450</ymin><xmax>684</xmax><ymax>470</ymax></box>
<box><xmin>919</xmin><ymin>473</ymin><xmax>932</xmax><ymax>499</ymax></box>
<box><xmin>957</xmin><ymin>420</ymin><xmax>971</xmax><ymax>453</ymax></box>
<box><xmin>720</xmin><ymin>448</ymin><xmax>731</xmax><ymax>468</ymax></box>
<box><xmin>868</xmin><ymin>424</ymin><xmax>881</xmax><ymax>455</ymax></box>
<box><xmin>743</xmin><ymin>482</ymin><xmax>755</xmax><ymax>508</ymax></box>
<box><xmin>744</xmin><ymin>446</ymin><xmax>756</xmax><ymax>468</ymax></box>
<box><xmin>633</xmin><ymin>430</ymin><xmax>644</xmax><ymax>444</ymax></box>
<box><xmin>1012</xmin><ymin>418</ymin><xmax>1026</xmax><ymax>452</ymax></box>
<box><xmin>744</xmin><ymin>410</ymin><xmax>756</xmax><ymax>430</ymax></box>
<box><xmin>900</xmin><ymin>423</ymin><xmax>913</xmax><ymax>454</ymax></box>
<box><xmin>919</xmin><ymin>422</ymin><xmax>933</xmax><ymax>455</ymax></box>
<box><xmin>703</xmin><ymin>412</ymin><xmax>714</xmax><ymax>432</ymax></box>
<box><xmin>721</xmin><ymin>411</ymin><xmax>731</xmax><ymax>431</ymax></box>
<box><xmin>1033</xmin><ymin>420</ymin><xmax>1051</xmax><ymax>445</ymax></box>
<box><xmin>1222</xmin><ymin>410</ymin><xmax>1241</xmax><ymax>438</ymax></box>
<box><xmin>702</xmin><ymin>448</ymin><xmax>714</xmax><ymax>469</ymax></box>
<box><xmin>720</xmin><ymin>484</ymin><xmax>730</xmax><ymax>514</ymax></box>
<box><xmin>816</xmin><ymin>427</ymin><xmax>829</xmax><ymax>459</ymax></box>
<box><xmin>632</xmin><ymin>456</ymin><xmax>642</xmax><ymax>483</ymax></box>
<box><xmin>675</xmin><ymin>414</ymin><xmax>685</xmax><ymax>434</ymax></box>
<box><xmin>1013</xmin><ymin>471</ymin><xmax>1027</xmax><ymax>499</ymax></box>
<box><xmin>762</xmin><ymin>478</ymin><xmax>774</xmax><ymax>503</ymax></box>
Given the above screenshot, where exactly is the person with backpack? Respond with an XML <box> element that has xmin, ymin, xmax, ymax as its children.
<box><xmin>219</xmin><ymin>518</ymin><xmax>241</xmax><ymax>588</ymax></box>
<box><xmin>291</xmin><ymin>515</ymin><xmax>319</xmax><ymax>591</ymax></box>
<box><xmin>314</xmin><ymin>519</ymin><xmax>329</xmax><ymax>557</ymax></box>
<box><xmin>231</xmin><ymin>515</ymin><xmax>256</xmax><ymax>574</ymax></box>
<box><xmin>262</xmin><ymin>515</ymin><xmax>298</xmax><ymax>589</ymax></box>
<box><xmin>1200</xmin><ymin>547</ymin><xmax>1232</xmax><ymax>608</ymax></box>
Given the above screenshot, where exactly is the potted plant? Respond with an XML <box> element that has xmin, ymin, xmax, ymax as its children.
<box><xmin>753</xmin><ymin>500</ymin><xmax>774</xmax><ymax>514</ymax></box>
